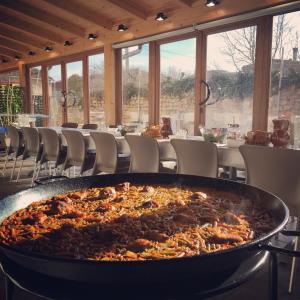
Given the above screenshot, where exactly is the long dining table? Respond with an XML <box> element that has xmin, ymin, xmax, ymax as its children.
<box><xmin>49</xmin><ymin>127</ymin><xmax>245</xmax><ymax>176</ymax></box>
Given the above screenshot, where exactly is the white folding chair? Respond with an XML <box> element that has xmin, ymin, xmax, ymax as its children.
<box><xmin>170</xmin><ymin>139</ymin><xmax>218</xmax><ymax>177</ymax></box>
<box><xmin>16</xmin><ymin>127</ymin><xmax>42</xmax><ymax>186</ymax></box>
<box><xmin>240</xmin><ymin>144</ymin><xmax>300</xmax><ymax>293</ymax></box>
<box><xmin>62</xmin><ymin>130</ymin><xmax>95</xmax><ymax>176</ymax></box>
<box><xmin>91</xmin><ymin>132</ymin><xmax>129</xmax><ymax>175</ymax></box>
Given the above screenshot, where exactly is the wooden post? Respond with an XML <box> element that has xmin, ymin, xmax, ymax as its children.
<box><xmin>18</xmin><ymin>62</ymin><xmax>30</xmax><ymax>113</ymax></box>
<box><xmin>195</xmin><ymin>31</ymin><xmax>207</xmax><ymax>134</ymax></box>
<box><xmin>252</xmin><ymin>16</ymin><xmax>273</xmax><ymax>131</ymax></box>
<box><xmin>41</xmin><ymin>65</ymin><xmax>49</xmax><ymax>126</ymax></box>
<box><xmin>83</xmin><ymin>55</ymin><xmax>89</xmax><ymax>124</ymax></box>
<box><xmin>104</xmin><ymin>43</ymin><xmax>117</xmax><ymax>125</ymax></box>
<box><xmin>149</xmin><ymin>41</ymin><xmax>160</xmax><ymax>125</ymax></box>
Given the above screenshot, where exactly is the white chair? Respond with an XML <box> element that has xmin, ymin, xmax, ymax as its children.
<box><xmin>16</xmin><ymin>127</ymin><xmax>42</xmax><ymax>186</ymax></box>
<box><xmin>125</xmin><ymin>135</ymin><xmax>174</xmax><ymax>173</ymax></box>
<box><xmin>62</xmin><ymin>130</ymin><xmax>95</xmax><ymax>176</ymax></box>
<box><xmin>170</xmin><ymin>139</ymin><xmax>218</xmax><ymax>177</ymax></box>
<box><xmin>36</xmin><ymin>128</ymin><xmax>66</xmax><ymax>178</ymax></box>
<box><xmin>2</xmin><ymin>125</ymin><xmax>24</xmax><ymax>180</ymax></box>
<box><xmin>90</xmin><ymin>132</ymin><xmax>129</xmax><ymax>175</ymax></box>
<box><xmin>239</xmin><ymin>144</ymin><xmax>300</xmax><ymax>293</ymax></box>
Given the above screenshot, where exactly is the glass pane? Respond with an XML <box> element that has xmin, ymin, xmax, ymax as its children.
<box><xmin>160</xmin><ymin>38</ymin><xmax>196</xmax><ymax>134</ymax></box>
<box><xmin>48</xmin><ymin>64</ymin><xmax>63</xmax><ymax>127</ymax></box>
<box><xmin>206</xmin><ymin>26</ymin><xmax>257</xmax><ymax>134</ymax></box>
<box><xmin>89</xmin><ymin>53</ymin><xmax>105</xmax><ymax>127</ymax></box>
<box><xmin>30</xmin><ymin>66</ymin><xmax>43</xmax><ymax>126</ymax></box>
<box><xmin>268</xmin><ymin>12</ymin><xmax>300</xmax><ymax>147</ymax></box>
<box><xmin>122</xmin><ymin>44</ymin><xmax>149</xmax><ymax>126</ymax></box>
<box><xmin>66</xmin><ymin>60</ymin><xmax>84</xmax><ymax>125</ymax></box>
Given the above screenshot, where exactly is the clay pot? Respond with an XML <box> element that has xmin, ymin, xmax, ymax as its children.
<box><xmin>160</xmin><ymin>117</ymin><xmax>173</xmax><ymax>139</ymax></box>
<box><xmin>271</xmin><ymin>119</ymin><xmax>290</xmax><ymax>148</ymax></box>
<box><xmin>272</xmin><ymin>119</ymin><xmax>289</xmax><ymax>131</ymax></box>
<box><xmin>245</xmin><ymin>130</ymin><xmax>270</xmax><ymax>146</ymax></box>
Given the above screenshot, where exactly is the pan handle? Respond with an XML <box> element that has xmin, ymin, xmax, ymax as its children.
<box><xmin>280</xmin><ymin>229</ymin><xmax>300</xmax><ymax>236</ymax></box>
<box><xmin>258</xmin><ymin>242</ymin><xmax>300</xmax><ymax>257</ymax></box>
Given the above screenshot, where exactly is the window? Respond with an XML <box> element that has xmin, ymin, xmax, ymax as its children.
<box><xmin>122</xmin><ymin>44</ymin><xmax>149</xmax><ymax>125</ymax></box>
<box><xmin>206</xmin><ymin>26</ymin><xmax>257</xmax><ymax>134</ymax></box>
<box><xmin>0</xmin><ymin>70</ymin><xmax>19</xmax><ymax>85</ymax></box>
<box><xmin>66</xmin><ymin>60</ymin><xmax>84</xmax><ymax>125</ymax></box>
<box><xmin>0</xmin><ymin>70</ymin><xmax>21</xmax><ymax>124</ymax></box>
<box><xmin>160</xmin><ymin>38</ymin><xmax>196</xmax><ymax>134</ymax></box>
<box><xmin>268</xmin><ymin>11</ymin><xmax>300</xmax><ymax>147</ymax></box>
<box><xmin>30</xmin><ymin>66</ymin><xmax>43</xmax><ymax>126</ymax></box>
<box><xmin>47</xmin><ymin>64</ymin><xmax>62</xmax><ymax>127</ymax></box>
<box><xmin>88</xmin><ymin>53</ymin><xmax>105</xmax><ymax>127</ymax></box>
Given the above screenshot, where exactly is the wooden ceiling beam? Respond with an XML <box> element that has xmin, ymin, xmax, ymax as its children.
<box><xmin>176</xmin><ymin>0</ymin><xmax>195</xmax><ymax>7</ymax></box>
<box><xmin>0</xmin><ymin>37</ymin><xmax>31</xmax><ymax>54</ymax></box>
<box><xmin>106</xmin><ymin>0</ymin><xmax>148</xmax><ymax>20</ymax></box>
<box><xmin>0</xmin><ymin>26</ymin><xmax>46</xmax><ymax>49</ymax></box>
<box><xmin>0</xmin><ymin>0</ymin><xmax>86</xmax><ymax>38</ymax></box>
<box><xmin>0</xmin><ymin>47</ymin><xmax>22</xmax><ymax>59</ymax></box>
<box><xmin>42</xmin><ymin>0</ymin><xmax>114</xmax><ymax>30</ymax></box>
<box><xmin>0</xmin><ymin>12</ymin><xmax>65</xmax><ymax>44</ymax></box>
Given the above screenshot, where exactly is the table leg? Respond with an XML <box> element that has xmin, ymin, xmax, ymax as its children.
<box><xmin>229</xmin><ymin>167</ymin><xmax>237</xmax><ymax>180</ymax></box>
<box><xmin>269</xmin><ymin>252</ymin><xmax>278</xmax><ymax>300</ymax></box>
<box><xmin>4</xmin><ymin>275</ymin><xmax>14</xmax><ymax>300</ymax></box>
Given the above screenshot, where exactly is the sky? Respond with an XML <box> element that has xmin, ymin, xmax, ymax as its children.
<box><xmin>40</xmin><ymin>11</ymin><xmax>300</xmax><ymax>80</ymax></box>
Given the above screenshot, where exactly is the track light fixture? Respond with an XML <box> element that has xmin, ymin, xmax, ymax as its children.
<box><xmin>205</xmin><ymin>0</ymin><xmax>219</xmax><ymax>7</ymax></box>
<box><xmin>1</xmin><ymin>58</ymin><xmax>8</xmax><ymax>63</ymax></box>
<box><xmin>155</xmin><ymin>12</ymin><xmax>168</xmax><ymax>21</ymax></box>
<box><xmin>88</xmin><ymin>33</ymin><xmax>97</xmax><ymax>40</ymax></box>
<box><xmin>117</xmin><ymin>24</ymin><xmax>128</xmax><ymax>32</ymax></box>
<box><xmin>64</xmin><ymin>40</ymin><xmax>73</xmax><ymax>46</ymax></box>
<box><xmin>44</xmin><ymin>46</ymin><xmax>53</xmax><ymax>52</ymax></box>
<box><xmin>27</xmin><ymin>50</ymin><xmax>36</xmax><ymax>56</ymax></box>
<box><xmin>14</xmin><ymin>55</ymin><xmax>21</xmax><ymax>61</ymax></box>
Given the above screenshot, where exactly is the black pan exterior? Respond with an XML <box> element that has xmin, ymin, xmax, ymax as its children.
<box><xmin>0</xmin><ymin>174</ymin><xmax>289</xmax><ymax>285</ymax></box>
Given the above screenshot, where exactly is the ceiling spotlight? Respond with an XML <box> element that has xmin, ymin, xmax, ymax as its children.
<box><xmin>88</xmin><ymin>33</ymin><xmax>97</xmax><ymax>40</ymax></box>
<box><xmin>1</xmin><ymin>58</ymin><xmax>8</xmax><ymax>63</ymax></box>
<box><xmin>205</xmin><ymin>0</ymin><xmax>219</xmax><ymax>7</ymax></box>
<box><xmin>27</xmin><ymin>50</ymin><xmax>36</xmax><ymax>56</ymax></box>
<box><xmin>44</xmin><ymin>46</ymin><xmax>53</xmax><ymax>52</ymax></box>
<box><xmin>117</xmin><ymin>24</ymin><xmax>128</xmax><ymax>32</ymax></box>
<box><xmin>155</xmin><ymin>12</ymin><xmax>168</xmax><ymax>21</ymax></box>
<box><xmin>14</xmin><ymin>55</ymin><xmax>21</xmax><ymax>61</ymax></box>
<box><xmin>64</xmin><ymin>40</ymin><xmax>73</xmax><ymax>46</ymax></box>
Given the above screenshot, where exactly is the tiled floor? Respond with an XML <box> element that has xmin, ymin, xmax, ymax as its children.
<box><xmin>0</xmin><ymin>157</ymin><xmax>299</xmax><ymax>300</ymax></box>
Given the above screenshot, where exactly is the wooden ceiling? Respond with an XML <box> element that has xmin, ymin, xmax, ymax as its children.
<box><xmin>0</xmin><ymin>0</ymin><xmax>292</xmax><ymax>71</ymax></box>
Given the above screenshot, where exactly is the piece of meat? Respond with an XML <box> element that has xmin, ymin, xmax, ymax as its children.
<box><xmin>96</xmin><ymin>203</ymin><xmax>115</xmax><ymax>213</ymax></box>
<box><xmin>115</xmin><ymin>182</ymin><xmax>130</xmax><ymax>192</ymax></box>
<box><xmin>190</xmin><ymin>192</ymin><xmax>207</xmax><ymax>201</ymax></box>
<box><xmin>144</xmin><ymin>230</ymin><xmax>168</xmax><ymax>242</ymax></box>
<box><xmin>94</xmin><ymin>228</ymin><xmax>120</xmax><ymax>243</ymax></box>
<box><xmin>22</xmin><ymin>212</ymin><xmax>47</xmax><ymax>225</ymax></box>
<box><xmin>128</xmin><ymin>239</ymin><xmax>153</xmax><ymax>252</ymax></box>
<box><xmin>99</xmin><ymin>187</ymin><xmax>117</xmax><ymax>200</ymax></box>
<box><xmin>212</xmin><ymin>231</ymin><xmax>243</xmax><ymax>243</ymax></box>
<box><xmin>47</xmin><ymin>201</ymin><xmax>73</xmax><ymax>215</ymax></box>
<box><xmin>173</xmin><ymin>214</ymin><xmax>196</xmax><ymax>224</ymax></box>
<box><xmin>140</xmin><ymin>200</ymin><xmax>159</xmax><ymax>209</ymax></box>
<box><xmin>141</xmin><ymin>186</ymin><xmax>155</xmax><ymax>193</ymax></box>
